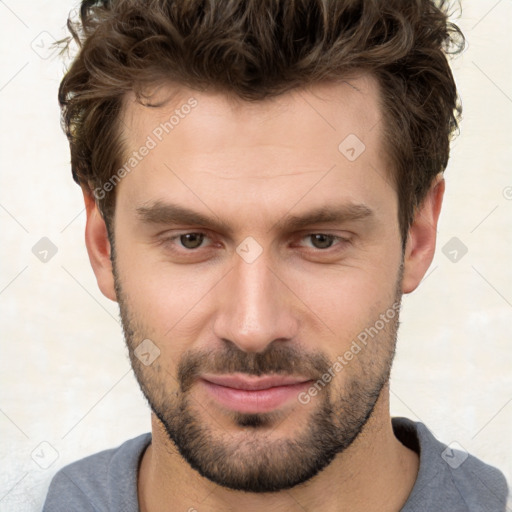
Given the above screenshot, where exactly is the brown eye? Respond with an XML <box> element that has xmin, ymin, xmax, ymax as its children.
<box><xmin>179</xmin><ymin>233</ymin><xmax>205</xmax><ymax>249</ymax></box>
<box><xmin>309</xmin><ymin>234</ymin><xmax>335</xmax><ymax>249</ymax></box>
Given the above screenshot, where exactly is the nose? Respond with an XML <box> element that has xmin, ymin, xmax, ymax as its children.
<box><xmin>212</xmin><ymin>248</ymin><xmax>299</xmax><ymax>353</ymax></box>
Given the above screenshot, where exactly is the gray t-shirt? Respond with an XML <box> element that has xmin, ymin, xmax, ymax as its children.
<box><xmin>43</xmin><ymin>417</ymin><xmax>509</xmax><ymax>511</ymax></box>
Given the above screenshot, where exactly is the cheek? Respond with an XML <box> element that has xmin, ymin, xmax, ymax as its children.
<box><xmin>285</xmin><ymin>257</ymin><xmax>400</xmax><ymax>338</ymax></box>
<box><xmin>116</xmin><ymin>249</ymin><xmax>223</xmax><ymax>351</ymax></box>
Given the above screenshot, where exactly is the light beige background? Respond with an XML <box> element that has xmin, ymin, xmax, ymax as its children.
<box><xmin>1</xmin><ymin>1</ymin><xmax>511</xmax><ymax>510</ymax></box>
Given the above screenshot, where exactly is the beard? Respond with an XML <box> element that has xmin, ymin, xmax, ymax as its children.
<box><xmin>113</xmin><ymin>257</ymin><xmax>402</xmax><ymax>493</ymax></box>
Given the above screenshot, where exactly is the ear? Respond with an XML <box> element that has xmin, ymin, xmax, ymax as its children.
<box><xmin>82</xmin><ymin>187</ymin><xmax>117</xmax><ymax>302</ymax></box>
<box><xmin>402</xmin><ymin>174</ymin><xmax>445</xmax><ymax>294</ymax></box>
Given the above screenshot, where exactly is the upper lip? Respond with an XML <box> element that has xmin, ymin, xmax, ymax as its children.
<box><xmin>201</xmin><ymin>373</ymin><xmax>312</xmax><ymax>390</ymax></box>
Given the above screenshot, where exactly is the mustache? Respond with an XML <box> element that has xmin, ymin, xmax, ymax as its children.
<box><xmin>177</xmin><ymin>340</ymin><xmax>331</xmax><ymax>393</ymax></box>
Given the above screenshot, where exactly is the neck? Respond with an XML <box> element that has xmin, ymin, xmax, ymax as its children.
<box><xmin>138</xmin><ymin>384</ymin><xmax>419</xmax><ymax>512</ymax></box>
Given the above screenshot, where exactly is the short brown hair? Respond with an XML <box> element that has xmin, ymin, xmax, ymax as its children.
<box><xmin>58</xmin><ymin>0</ymin><xmax>464</xmax><ymax>244</ymax></box>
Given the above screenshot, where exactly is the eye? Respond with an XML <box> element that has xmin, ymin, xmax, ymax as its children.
<box><xmin>307</xmin><ymin>234</ymin><xmax>336</xmax><ymax>249</ymax></box>
<box><xmin>161</xmin><ymin>232</ymin><xmax>209</xmax><ymax>251</ymax></box>
<box><xmin>302</xmin><ymin>233</ymin><xmax>346</xmax><ymax>250</ymax></box>
<box><xmin>177</xmin><ymin>232</ymin><xmax>207</xmax><ymax>249</ymax></box>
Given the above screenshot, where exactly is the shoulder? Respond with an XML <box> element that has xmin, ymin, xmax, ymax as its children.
<box><xmin>393</xmin><ymin>417</ymin><xmax>509</xmax><ymax>512</ymax></box>
<box><xmin>42</xmin><ymin>433</ymin><xmax>151</xmax><ymax>512</ymax></box>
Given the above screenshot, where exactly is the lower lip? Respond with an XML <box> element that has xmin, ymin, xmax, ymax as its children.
<box><xmin>200</xmin><ymin>379</ymin><xmax>312</xmax><ymax>414</ymax></box>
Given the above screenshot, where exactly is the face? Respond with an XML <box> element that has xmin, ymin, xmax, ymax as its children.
<box><xmin>106</xmin><ymin>76</ymin><xmax>407</xmax><ymax>492</ymax></box>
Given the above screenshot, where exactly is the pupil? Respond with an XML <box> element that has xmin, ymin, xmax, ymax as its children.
<box><xmin>181</xmin><ymin>233</ymin><xmax>203</xmax><ymax>249</ymax></box>
<box><xmin>313</xmin><ymin>234</ymin><xmax>332</xmax><ymax>249</ymax></box>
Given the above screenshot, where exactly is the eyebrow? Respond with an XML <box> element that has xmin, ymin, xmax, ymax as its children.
<box><xmin>271</xmin><ymin>203</ymin><xmax>374</xmax><ymax>232</ymax></box>
<box><xmin>135</xmin><ymin>201</ymin><xmax>374</xmax><ymax>234</ymax></box>
<box><xmin>136</xmin><ymin>202</ymin><xmax>233</xmax><ymax>233</ymax></box>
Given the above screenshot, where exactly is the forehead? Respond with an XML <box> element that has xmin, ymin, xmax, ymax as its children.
<box><xmin>116</xmin><ymin>75</ymin><xmax>395</xmax><ymax>228</ymax></box>
<box><xmin>122</xmin><ymin>74</ymin><xmax>382</xmax><ymax>154</ymax></box>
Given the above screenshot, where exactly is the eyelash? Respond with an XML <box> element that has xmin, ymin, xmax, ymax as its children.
<box><xmin>160</xmin><ymin>232</ymin><xmax>351</xmax><ymax>253</ymax></box>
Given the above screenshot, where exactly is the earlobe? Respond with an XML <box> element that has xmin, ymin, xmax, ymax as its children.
<box><xmin>401</xmin><ymin>174</ymin><xmax>445</xmax><ymax>294</ymax></box>
<box><xmin>82</xmin><ymin>188</ymin><xmax>118</xmax><ymax>302</ymax></box>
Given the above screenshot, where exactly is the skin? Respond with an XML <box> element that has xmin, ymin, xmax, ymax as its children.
<box><xmin>83</xmin><ymin>74</ymin><xmax>445</xmax><ymax>511</ymax></box>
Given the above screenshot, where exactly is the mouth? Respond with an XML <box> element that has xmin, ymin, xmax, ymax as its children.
<box><xmin>199</xmin><ymin>373</ymin><xmax>314</xmax><ymax>414</ymax></box>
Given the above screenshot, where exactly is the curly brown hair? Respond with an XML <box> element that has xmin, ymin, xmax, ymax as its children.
<box><xmin>58</xmin><ymin>0</ymin><xmax>464</xmax><ymax>245</ymax></box>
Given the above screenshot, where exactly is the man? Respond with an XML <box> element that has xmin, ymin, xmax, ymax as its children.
<box><xmin>43</xmin><ymin>0</ymin><xmax>508</xmax><ymax>510</ymax></box>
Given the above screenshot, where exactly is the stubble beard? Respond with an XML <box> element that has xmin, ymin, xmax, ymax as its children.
<box><xmin>113</xmin><ymin>257</ymin><xmax>402</xmax><ymax>493</ymax></box>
